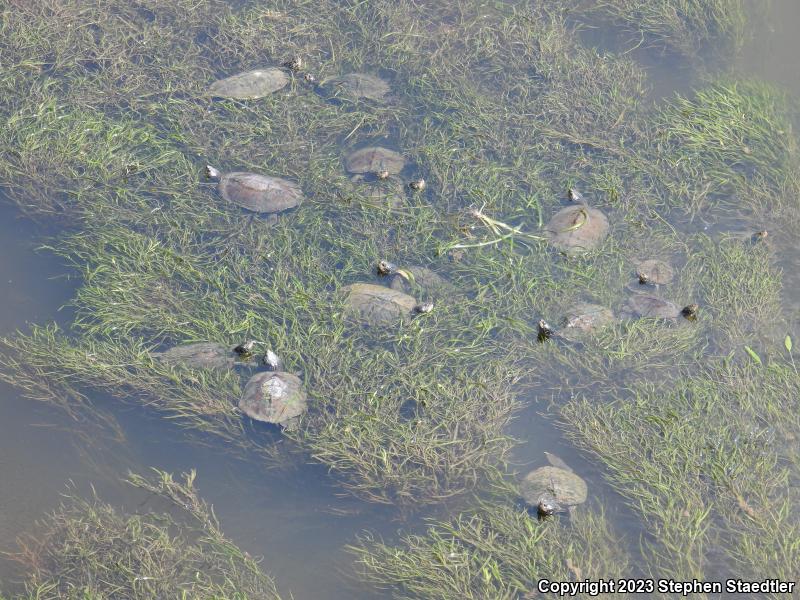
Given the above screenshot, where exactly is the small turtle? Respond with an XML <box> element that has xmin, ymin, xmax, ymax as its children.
<box><xmin>345</xmin><ymin>146</ymin><xmax>406</xmax><ymax>175</ymax></box>
<box><xmin>545</xmin><ymin>205</ymin><xmax>609</xmax><ymax>255</ymax></box>
<box><xmin>408</xmin><ymin>178</ymin><xmax>426</xmax><ymax>192</ymax></box>
<box><xmin>376</xmin><ymin>261</ymin><xmax>449</xmax><ymax>295</ymax></box>
<box><xmin>341</xmin><ymin>283</ymin><xmax>419</xmax><ymax>325</ymax></box>
<box><xmin>206</xmin><ymin>165</ymin><xmax>303</xmax><ymax>214</ymax></box>
<box><xmin>239</xmin><ymin>371</ymin><xmax>307</xmax><ymax>430</ymax></box>
<box><xmin>152</xmin><ymin>342</ymin><xmax>235</xmax><ymax>370</ymax></box>
<box><xmin>521</xmin><ymin>459</ymin><xmax>588</xmax><ymax>516</ymax></box>
<box><xmin>322</xmin><ymin>73</ymin><xmax>390</xmax><ymax>101</ymax></box>
<box><xmin>205</xmin><ymin>68</ymin><xmax>289</xmax><ymax>100</ymax></box>
<box><xmin>635</xmin><ymin>259</ymin><xmax>675</xmax><ymax>286</ymax></box>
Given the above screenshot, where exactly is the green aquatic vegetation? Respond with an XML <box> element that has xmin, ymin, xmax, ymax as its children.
<box><xmin>683</xmin><ymin>234</ymin><xmax>783</xmax><ymax>348</ymax></box>
<box><xmin>561</xmin><ymin>355</ymin><xmax>800</xmax><ymax>584</ymax></box>
<box><xmin>353</xmin><ymin>501</ymin><xmax>628</xmax><ymax>600</ymax></box>
<box><xmin>562</xmin><ymin>0</ymin><xmax>749</xmax><ymax>59</ymax></box>
<box><xmin>7</xmin><ymin>470</ymin><xmax>282</xmax><ymax>600</ymax></box>
<box><xmin>651</xmin><ymin>79</ymin><xmax>800</xmax><ymax>215</ymax></box>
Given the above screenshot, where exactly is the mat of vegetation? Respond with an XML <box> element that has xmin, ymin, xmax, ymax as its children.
<box><xmin>0</xmin><ymin>0</ymin><xmax>799</xmax><ymax>596</ymax></box>
<box><xmin>6</xmin><ymin>470</ymin><xmax>282</xmax><ymax>600</ymax></box>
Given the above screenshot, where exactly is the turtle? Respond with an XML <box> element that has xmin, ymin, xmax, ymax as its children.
<box><xmin>344</xmin><ymin>146</ymin><xmax>406</xmax><ymax>175</ymax></box>
<box><xmin>206</xmin><ymin>166</ymin><xmax>303</xmax><ymax>214</ymax></box>
<box><xmin>520</xmin><ymin>456</ymin><xmax>588</xmax><ymax>516</ymax></box>
<box><xmin>544</xmin><ymin>205</ymin><xmax>609</xmax><ymax>255</ymax></box>
<box><xmin>622</xmin><ymin>294</ymin><xmax>681</xmax><ymax>319</ymax></box>
<box><xmin>239</xmin><ymin>371</ymin><xmax>307</xmax><ymax>430</ymax></box>
<box><xmin>152</xmin><ymin>342</ymin><xmax>235</xmax><ymax>370</ymax></box>
<box><xmin>341</xmin><ymin>283</ymin><xmax>420</xmax><ymax>325</ymax></box>
<box><xmin>322</xmin><ymin>73</ymin><xmax>390</xmax><ymax>102</ymax></box>
<box><xmin>205</xmin><ymin>68</ymin><xmax>289</xmax><ymax>100</ymax></box>
<box><xmin>350</xmin><ymin>173</ymin><xmax>406</xmax><ymax>208</ymax></box>
<box><xmin>537</xmin><ymin>302</ymin><xmax>615</xmax><ymax>342</ymax></box>
<box><xmin>634</xmin><ymin>259</ymin><xmax>675</xmax><ymax>286</ymax></box>
<box><xmin>377</xmin><ymin>262</ymin><xmax>450</xmax><ymax>296</ymax></box>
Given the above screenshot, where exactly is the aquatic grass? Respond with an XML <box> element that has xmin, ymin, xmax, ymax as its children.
<box><xmin>557</xmin><ymin>0</ymin><xmax>749</xmax><ymax>59</ymax></box>
<box><xmin>561</xmin><ymin>353</ymin><xmax>800</xmax><ymax>584</ymax></box>
<box><xmin>7</xmin><ymin>470</ymin><xmax>283</xmax><ymax>599</ymax></box>
<box><xmin>353</xmin><ymin>500</ymin><xmax>629</xmax><ymax>600</ymax></box>
<box><xmin>649</xmin><ymin>79</ymin><xmax>800</xmax><ymax>215</ymax></box>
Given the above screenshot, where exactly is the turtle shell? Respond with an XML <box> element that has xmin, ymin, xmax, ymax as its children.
<box><xmin>153</xmin><ymin>342</ymin><xmax>234</xmax><ymax>369</ymax></box>
<box><xmin>342</xmin><ymin>283</ymin><xmax>418</xmax><ymax>325</ymax></box>
<box><xmin>388</xmin><ymin>266</ymin><xmax>449</xmax><ymax>295</ymax></box>
<box><xmin>206</xmin><ymin>68</ymin><xmax>289</xmax><ymax>100</ymax></box>
<box><xmin>560</xmin><ymin>302</ymin><xmax>615</xmax><ymax>340</ymax></box>
<box><xmin>625</xmin><ymin>294</ymin><xmax>680</xmax><ymax>319</ymax></box>
<box><xmin>217</xmin><ymin>172</ymin><xmax>303</xmax><ymax>213</ymax></box>
<box><xmin>323</xmin><ymin>73</ymin><xmax>390</xmax><ymax>101</ymax></box>
<box><xmin>351</xmin><ymin>174</ymin><xmax>406</xmax><ymax>208</ymax></box>
<box><xmin>635</xmin><ymin>259</ymin><xmax>675</xmax><ymax>285</ymax></box>
<box><xmin>345</xmin><ymin>147</ymin><xmax>406</xmax><ymax>175</ymax></box>
<box><xmin>239</xmin><ymin>371</ymin><xmax>307</xmax><ymax>425</ymax></box>
<box><xmin>545</xmin><ymin>206</ymin><xmax>609</xmax><ymax>255</ymax></box>
<box><xmin>520</xmin><ymin>466</ymin><xmax>588</xmax><ymax>508</ymax></box>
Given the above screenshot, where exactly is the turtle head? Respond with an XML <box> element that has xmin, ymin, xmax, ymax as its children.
<box><xmin>205</xmin><ymin>165</ymin><xmax>221</xmax><ymax>180</ymax></box>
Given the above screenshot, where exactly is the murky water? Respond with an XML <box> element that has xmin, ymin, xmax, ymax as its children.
<box><xmin>1</xmin><ymin>0</ymin><xmax>799</xmax><ymax>597</ymax></box>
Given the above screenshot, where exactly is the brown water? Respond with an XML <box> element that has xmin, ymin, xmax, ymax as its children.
<box><xmin>1</xmin><ymin>1</ymin><xmax>799</xmax><ymax>597</ymax></box>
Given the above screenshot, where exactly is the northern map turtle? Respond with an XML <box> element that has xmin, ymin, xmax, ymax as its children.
<box><xmin>521</xmin><ymin>456</ymin><xmax>588</xmax><ymax>516</ymax></box>
<box><xmin>322</xmin><ymin>73</ymin><xmax>390</xmax><ymax>102</ymax></box>
<box><xmin>341</xmin><ymin>283</ymin><xmax>420</xmax><ymax>325</ymax></box>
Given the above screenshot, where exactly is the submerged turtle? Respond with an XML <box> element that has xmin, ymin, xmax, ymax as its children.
<box><xmin>206</xmin><ymin>166</ymin><xmax>303</xmax><ymax>214</ymax></box>
<box><xmin>623</xmin><ymin>294</ymin><xmax>681</xmax><ymax>319</ymax></box>
<box><xmin>521</xmin><ymin>455</ymin><xmax>588</xmax><ymax>516</ymax></box>
<box><xmin>341</xmin><ymin>283</ymin><xmax>421</xmax><ymax>325</ymax></box>
<box><xmin>545</xmin><ymin>205</ymin><xmax>609</xmax><ymax>255</ymax></box>
<box><xmin>635</xmin><ymin>259</ymin><xmax>675</xmax><ymax>286</ymax></box>
<box><xmin>344</xmin><ymin>146</ymin><xmax>406</xmax><ymax>175</ymax></box>
<box><xmin>239</xmin><ymin>371</ymin><xmax>307</xmax><ymax>429</ymax></box>
<box><xmin>205</xmin><ymin>68</ymin><xmax>289</xmax><ymax>100</ymax></box>
<box><xmin>152</xmin><ymin>342</ymin><xmax>234</xmax><ymax>370</ymax></box>
<box><xmin>377</xmin><ymin>261</ymin><xmax>449</xmax><ymax>296</ymax></box>
<box><xmin>537</xmin><ymin>302</ymin><xmax>615</xmax><ymax>342</ymax></box>
<box><xmin>322</xmin><ymin>73</ymin><xmax>390</xmax><ymax>101</ymax></box>
<box><xmin>350</xmin><ymin>173</ymin><xmax>406</xmax><ymax>208</ymax></box>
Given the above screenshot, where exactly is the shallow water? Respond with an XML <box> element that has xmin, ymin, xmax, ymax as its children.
<box><xmin>1</xmin><ymin>0</ymin><xmax>799</xmax><ymax>597</ymax></box>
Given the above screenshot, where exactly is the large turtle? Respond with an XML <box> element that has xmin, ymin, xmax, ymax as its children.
<box><xmin>152</xmin><ymin>342</ymin><xmax>235</xmax><ymax>370</ymax></box>
<box><xmin>239</xmin><ymin>371</ymin><xmax>307</xmax><ymax>430</ymax></box>
<box><xmin>521</xmin><ymin>455</ymin><xmax>588</xmax><ymax>516</ymax></box>
<box><xmin>545</xmin><ymin>205</ymin><xmax>609</xmax><ymax>255</ymax></box>
<box><xmin>344</xmin><ymin>147</ymin><xmax>406</xmax><ymax>175</ymax></box>
<box><xmin>537</xmin><ymin>302</ymin><xmax>615</xmax><ymax>342</ymax></box>
<box><xmin>322</xmin><ymin>73</ymin><xmax>390</xmax><ymax>102</ymax></box>
<box><xmin>206</xmin><ymin>166</ymin><xmax>303</xmax><ymax>213</ymax></box>
<box><xmin>205</xmin><ymin>68</ymin><xmax>289</xmax><ymax>100</ymax></box>
<box><xmin>341</xmin><ymin>283</ymin><xmax>422</xmax><ymax>325</ymax></box>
